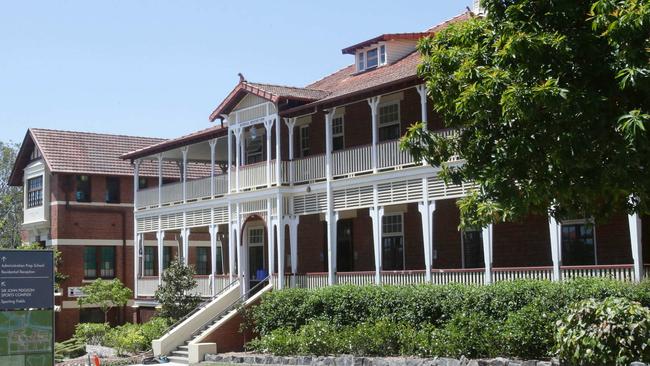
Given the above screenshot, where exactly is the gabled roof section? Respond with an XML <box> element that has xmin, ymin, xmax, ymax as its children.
<box><xmin>122</xmin><ymin>125</ymin><xmax>227</xmax><ymax>160</ymax></box>
<box><xmin>341</xmin><ymin>32</ymin><xmax>429</xmax><ymax>55</ymax></box>
<box><xmin>209</xmin><ymin>81</ymin><xmax>330</xmax><ymax>122</ymax></box>
<box><xmin>9</xmin><ymin>128</ymin><xmax>168</xmax><ymax>186</ymax></box>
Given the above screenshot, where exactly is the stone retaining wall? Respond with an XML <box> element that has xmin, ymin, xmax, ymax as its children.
<box><xmin>205</xmin><ymin>353</ymin><xmax>649</xmax><ymax>366</ymax></box>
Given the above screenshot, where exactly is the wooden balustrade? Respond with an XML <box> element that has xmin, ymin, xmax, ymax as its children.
<box><xmin>337</xmin><ymin>271</ymin><xmax>375</xmax><ymax>286</ymax></box>
<box><xmin>237</xmin><ymin>161</ymin><xmax>271</xmax><ymax>190</ymax></box>
<box><xmin>493</xmin><ymin>266</ymin><xmax>553</xmax><ymax>282</ymax></box>
<box><xmin>137</xmin><ymin>277</ymin><xmax>160</xmax><ymax>297</ymax></box>
<box><xmin>292</xmin><ymin>154</ymin><xmax>326</xmax><ymax>184</ymax></box>
<box><xmin>431</xmin><ymin>268</ymin><xmax>485</xmax><ymax>285</ymax></box>
<box><xmin>188</xmin><ymin>276</ymin><xmax>212</xmax><ymax>297</ymax></box>
<box><xmin>382</xmin><ymin>270</ymin><xmax>427</xmax><ymax>285</ymax></box>
<box><xmin>560</xmin><ymin>264</ymin><xmax>634</xmax><ymax>282</ymax></box>
<box><xmin>332</xmin><ymin>144</ymin><xmax>372</xmax><ymax>177</ymax></box>
<box><xmin>137</xmin><ymin>188</ymin><xmax>158</xmax><ymax>208</ymax></box>
<box><xmin>377</xmin><ymin>140</ymin><xmax>414</xmax><ymax>169</ymax></box>
<box><xmin>186</xmin><ymin>176</ymin><xmax>211</xmax><ymax>201</ymax></box>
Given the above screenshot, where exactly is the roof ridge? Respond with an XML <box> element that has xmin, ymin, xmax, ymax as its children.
<box><xmin>425</xmin><ymin>11</ymin><xmax>473</xmax><ymax>32</ymax></box>
<box><xmin>245</xmin><ymin>81</ymin><xmax>329</xmax><ymax>93</ymax></box>
<box><xmin>29</xmin><ymin>127</ymin><xmax>166</xmax><ymax>141</ymax></box>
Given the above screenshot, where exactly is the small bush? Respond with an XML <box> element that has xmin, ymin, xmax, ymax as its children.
<box><xmin>103</xmin><ymin>317</ymin><xmax>171</xmax><ymax>355</ymax></box>
<box><xmin>501</xmin><ymin>300</ymin><xmax>560</xmax><ymax>359</ymax></box>
<box><xmin>73</xmin><ymin>322</ymin><xmax>110</xmax><ymax>345</ymax></box>
<box><xmin>296</xmin><ymin>320</ymin><xmax>341</xmax><ymax>355</ymax></box>
<box><xmin>556</xmin><ymin>297</ymin><xmax>650</xmax><ymax>365</ymax></box>
<box><xmin>247</xmin><ymin>328</ymin><xmax>301</xmax><ymax>356</ymax></box>
<box><xmin>344</xmin><ymin>319</ymin><xmax>407</xmax><ymax>356</ymax></box>
<box><xmin>429</xmin><ymin>311</ymin><xmax>500</xmax><ymax>359</ymax></box>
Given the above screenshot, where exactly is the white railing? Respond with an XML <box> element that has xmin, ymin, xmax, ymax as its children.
<box><xmin>186</xmin><ymin>177</ymin><xmax>211</xmax><ymax>201</ymax></box>
<box><xmin>337</xmin><ymin>272</ymin><xmax>375</xmax><ymax>286</ymax></box>
<box><xmin>137</xmin><ymin>188</ymin><xmax>159</xmax><ymax>208</ymax></box>
<box><xmin>332</xmin><ymin>144</ymin><xmax>372</xmax><ymax>177</ymax></box>
<box><xmin>377</xmin><ymin>140</ymin><xmax>415</xmax><ymax>169</ymax></box>
<box><xmin>214</xmin><ymin>175</ymin><xmax>228</xmax><ymax>195</ymax></box>
<box><xmin>382</xmin><ymin>270</ymin><xmax>427</xmax><ymax>285</ymax></box>
<box><xmin>292</xmin><ymin>154</ymin><xmax>326</xmax><ymax>184</ymax></box>
<box><xmin>561</xmin><ymin>265</ymin><xmax>634</xmax><ymax>281</ymax></box>
<box><xmin>213</xmin><ymin>275</ymin><xmax>232</xmax><ymax>294</ymax></box>
<box><xmin>160</xmin><ymin>181</ymin><xmax>183</xmax><ymax>204</ymax></box>
<box><xmin>493</xmin><ymin>266</ymin><xmax>554</xmax><ymax>282</ymax></box>
<box><xmin>137</xmin><ymin>277</ymin><xmax>160</xmax><ymax>297</ymax></box>
<box><xmin>237</xmin><ymin>161</ymin><xmax>271</xmax><ymax>190</ymax></box>
<box><xmin>189</xmin><ymin>276</ymin><xmax>212</xmax><ymax>297</ymax></box>
<box><xmin>431</xmin><ymin>268</ymin><xmax>485</xmax><ymax>285</ymax></box>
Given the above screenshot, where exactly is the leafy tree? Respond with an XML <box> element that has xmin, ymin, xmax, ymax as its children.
<box><xmin>20</xmin><ymin>242</ymin><xmax>69</xmax><ymax>290</ymax></box>
<box><xmin>402</xmin><ymin>0</ymin><xmax>650</xmax><ymax>227</ymax></box>
<box><xmin>78</xmin><ymin>278</ymin><xmax>133</xmax><ymax>323</ymax></box>
<box><xmin>154</xmin><ymin>259</ymin><xmax>202</xmax><ymax>320</ymax></box>
<box><xmin>0</xmin><ymin>141</ymin><xmax>22</xmax><ymax>247</ymax></box>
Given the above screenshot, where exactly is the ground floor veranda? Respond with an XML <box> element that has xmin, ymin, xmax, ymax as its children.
<box><xmin>134</xmin><ymin>198</ymin><xmax>649</xmax><ymax>300</ymax></box>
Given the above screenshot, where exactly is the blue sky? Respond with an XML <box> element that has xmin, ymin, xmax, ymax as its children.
<box><xmin>0</xmin><ymin>1</ymin><xmax>469</xmax><ymax>144</ymax></box>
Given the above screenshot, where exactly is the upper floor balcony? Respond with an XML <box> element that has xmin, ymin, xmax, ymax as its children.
<box><xmin>134</xmin><ymin>129</ymin><xmax>459</xmax><ymax>210</ymax></box>
<box><xmin>125</xmin><ymin>83</ymin><xmax>457</xmax><ymax>212</ymax></box>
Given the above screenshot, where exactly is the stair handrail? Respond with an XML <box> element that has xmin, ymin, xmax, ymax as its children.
<box><xmin>160</xmin><ymin>278</ymin><xmax>240</xmax><ymax>338</ymax></box>
<box><xmin>190</xmin><ymin>276</ymin><xmax>271</xmax><ymax>341</ymax></box>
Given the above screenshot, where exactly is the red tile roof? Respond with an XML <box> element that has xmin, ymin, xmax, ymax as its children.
<box><xmin>122</xmin><ymin>124</ymin><xmax>227</xmax><ymax>160</ymax></box>
<box><xmin>212</xmin><ymin>11</ymin><xmax>472</xmax><ymax>119</ymax></box>
<box><xmin>208</xmin><ymin>81</ymin><xmax>329</xmax><ymax>122</ymax></box>
<box><xmin>9</xmin><ymin>128</ymin><xmax>207</xmax><ymax>186</ymax></box>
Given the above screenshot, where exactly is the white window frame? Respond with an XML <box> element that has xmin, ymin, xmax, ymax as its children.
<box><xmin>356</xmin><ymin>43</ymin><xmax>388</xmax><ymax>72</ymax></box>
<box><xmin>299</xmin><ymin>124</ymin><xmax>310</xmax><ymax>157</ymax></box>
<box><xmin>331</xmin><ymin>116</ymin><xmax>345</xmax><ymax>151</ymax></box>
<box><xmin>381</xmin><ymin>213</ymin><xmax>405</xmax><ymax>270</ymax></box>
<box><xmin>560</xmin><ymin>218</ymin><xmax>598</xmax><ymax>265</ymax></box>
<box><xmin>26</xmin><ymin>175</ymin><xmax>43</xmax><ymax>208</ymax></box>
<box><xmin>378</xmin><ymin>101</ymin><xmax>401</xmax><ymax>141</ymax></box>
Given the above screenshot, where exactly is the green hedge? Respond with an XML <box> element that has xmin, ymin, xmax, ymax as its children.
<box><xmin>248</xmin><ymin>278</ymin><xmax>650</xmax><ymax>360</ymax></box>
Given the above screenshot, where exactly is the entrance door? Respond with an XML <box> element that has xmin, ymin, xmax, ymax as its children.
<box><xmin>337</xmin><ymin>220</ymin><xmax>354</xmax><ymax>272</ymax></box>
<box><xmin>248</xmin><ymin>227</ymin><xmax>265</xmax><ymax>283</ymax></box>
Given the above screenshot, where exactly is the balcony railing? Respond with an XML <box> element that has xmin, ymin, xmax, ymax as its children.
<box><xmin>135</xmin><ymin>131</ymin><xmax>460</xmax><ymax>209</ymax></box>
<box><xmin>272</xmin><ymin>265</ymin><xmax>637</xmax><ymax>290</ymax></box>
<box><xmin>136</xmin><ymin>274</ymin><xmax>232</xmax><ymax>298</ymax></box>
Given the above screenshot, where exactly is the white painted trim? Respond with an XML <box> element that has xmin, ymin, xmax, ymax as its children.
<box><xmin>50</xmin><ymin>238</ymin><xmax>209</xmax><ymax>246</ymax></box>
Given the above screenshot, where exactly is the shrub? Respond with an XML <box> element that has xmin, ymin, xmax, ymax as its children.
<box><xmin>103</xmin><ymin>317</ymin><xmax>170</xmax><ymax>355</ymax></box>
<box><xmin>501</xmin><ymin>300</ymin><xmax>560</xmax><ymax>359</ymax></box>
<box><xmin>296</xmin><ymin>320</ymin><xmax>341</xmax><ymax>355</ymax></box>
<box><xmin>247</xmin><ymin>328</ymin><xmax>301</xmax><ymax>356</ymax></box>
<box><xmin>344</xmin><ymin>319</ymin><xmax>408</xmax><ymax>356</ymax></box>
<box><xmin>73</xmin><ymin>322</ymin><xmax>110</xmax><ymax>345</ymax></box>
<box><xmin>556</xmin><ymin>297</ymin><xmax>650</xmax><ymax>366</ymax></box>
<box><xmin>429</xmin><ymin>311</ymin><xmax>501</xmax><ymax>359</ymax></box>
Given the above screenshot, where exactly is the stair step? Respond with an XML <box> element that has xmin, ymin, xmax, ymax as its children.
<box><xmin>178</xmin><ymin>345</ymin><xmax>189</xmax><ymax>350</ymax></box>
<box><xmin>172</xmin><ymin>350</ymin><xmax>189</xmax><ymax>356</ymax></box>
<box><xmin>167</xmin><ymin>355</ymin><xmax>189</xmax><ymax>364</ymax></box>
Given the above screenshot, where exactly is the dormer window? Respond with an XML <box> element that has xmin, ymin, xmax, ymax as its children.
<box><xmin>356</xmin><ymin>44</ymin><xmax>387</xmax><ymax>72</ymax></box>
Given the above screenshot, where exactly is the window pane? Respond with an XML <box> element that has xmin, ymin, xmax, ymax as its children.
<box><xmin>246</xmin><ymin>135</ymin><xmax>263</xmax><ymax>164</ymax></box>
<box><xmin>249</xmin><ymin>246</ymin><xmax>265</xmax><ymax>280</ymax></box>
<box><xmin>380</xmin><ymin>45</ymin><xmax>386</xmax><ymax>64</ymax></box>
<box><xmin>367</xmin><ymin>48</ymin><xmax>378</xmax><ymax>68</ymax></box>
<box><xmin>100</xmin><ymin>247</ymin><xmax>115</xmax><ymax>278</ymax></box>
<box><xmin>561</xmin><ymin>223</ymin><xmax>595</xmax><ymax>265</ymax></box>
<box><xmin>27</xmin><ymin>176</ymin><xmax>43</xmax><ymax>208</ymax></box>
<box><xmin>300</xmin><ymin>126</ymin><xmax>310</xmax><ymax>157</ymax></box>
<box><xmin>463</xmin><ymin>230</ymin><xmax>484</xmax><ymax>268</ymax></box>
<box><xmin>76</xmin><ymin>175</ymin><xmax>91</xmax><ymax>202</ymax></box>
<box><xmin>144</xmin><ymin>247</ymin><xmax>156</xmax><ymax>276</ymax></box>
<box><xmin>84</xmin><ymin>247</ymin><xmax>97</xmax><ymax>278</ymax></box>
<box><xmin>357</xmin><ymin>52</ymin><xmax>365</xmax><ymax>70</ymax></box>
<box><xmin>215</xmin><ymin>246</ymin><xmax>224</xmax><ymax>275</ymax></box>
<box><xmin>163</xmin><ymin>247</ymin><xmax>173</xmax><ymax>270</ymax></box>
<box><xmin>196</xmin><ymin>247</ymin><xmax>209</xmax><ymax>275</ymax></box>
<box><xmin>105</xmin><ymin>177</ymin><xmax>120</xmax><ymax>203</ymax></box>
<box><xmin>378</xmin><ymin>104</ymin><xmax>400</xmax><ymax>141</ymax></box>
<box><xmin>382</xmin><ymin>237</ymin><xmax>404</xmax><ymax>270</ymax></box>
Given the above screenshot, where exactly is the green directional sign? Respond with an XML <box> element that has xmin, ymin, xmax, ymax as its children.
<box><xmin>0</xmin><ymin>310</ymin><xmax>53</xmax><ymax>366</ymax></box>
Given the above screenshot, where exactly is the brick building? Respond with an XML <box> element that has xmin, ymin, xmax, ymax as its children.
<box><xmin>7</xmin><ymin>128</ymin><xmax>210</xmax><ymax>341</ymax></box>
<box><xmin>118</xmin><ymin>11</ymin><xmax>649</xmax><ymax>362</ymax></box>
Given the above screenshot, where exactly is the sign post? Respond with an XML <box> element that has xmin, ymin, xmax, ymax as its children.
<box><xmin>0</xmin><ymin>249</ymin><xmax>55</xmax><ymax>366</ymax></box>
